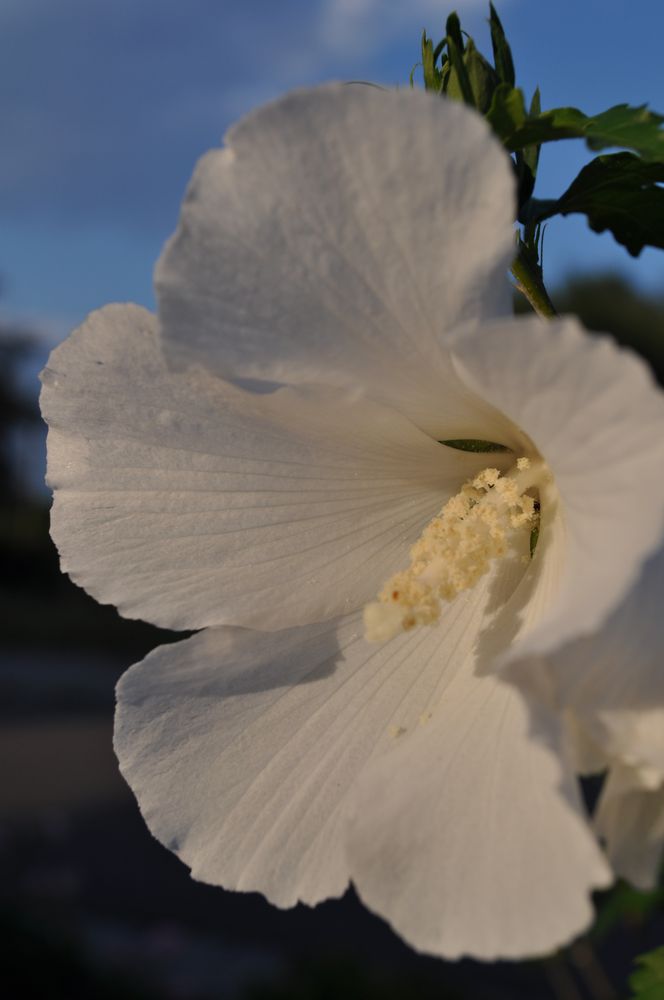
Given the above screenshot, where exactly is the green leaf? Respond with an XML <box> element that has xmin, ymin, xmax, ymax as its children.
<box><xmin>504</xmin><ymin>103</ymin><xmax>664</xmax><ymax>162</ymax></box>
<box><xmin>529</xmin><ymin>523</ymin><xmax>539</xmax><ymax>557</ymax></box>
<box><xmin>522</xmin><ymin>87</ymin><xmax>542</xmax><ymax>179</ymax></box>
<box><xmin>432</xmin><ymin>38</ymin><xmax>446</xmax><ymax>64</ymax></box>
<box><xmin>485</xmin><ymin>85</ymin><xmax>541</xmax><ymax>208</ymax></box>
<box><xmin>530</xmin><ymin>152</ymin><xmax>664</xmax><ymax>257</ymax></box>
<box><xmin>447</xmin><ymin>38</ymin><xmax>499</xmax><ymax>113</ymax></box>
<box><xmin>444</xmin><ymin>13</ymin><xmax>475</xmax><ymax>107</ymax></box>
<box><xmin>486</xmin><ymin>83</ymin><xmax>526</xmax><ymax>142</ymax></box>
<box><xmin>438</xmin><ymin>439</ymin><xmax>510</xmax><ymax>453</ymax></box>
<box><xmin>629</xmin><ymin>946</ymin><xmax>664</xmax><ymax>1000</ymax></box>
<box><xmin>445</xmin><ymin>11</ymin><xmax>465</xmax><ymax>55</ymax></box>
<box><xmin>421</xmin><ymin>31</ymin><xmax>443</xmax><ymax>92</ymax></box>
<box><xmin>488</xmin><ymin>3</ymin><xmax>515</xmax><ymax>87</ymax></box>
<box><xmin>591</xmin><ymin>882</ymin><xmax>664</xmax><ymax>944</ymax></box>
<box><xmin>515</xmin><ymin>87</ymin><xmax>543</xmax><ymax>208</ymax></box>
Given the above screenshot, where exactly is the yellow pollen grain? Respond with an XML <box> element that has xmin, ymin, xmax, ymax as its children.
<box><xmin>364</xmin><ymin>458</ymin><xmax>541</xmax><ymax>642</ymax></box>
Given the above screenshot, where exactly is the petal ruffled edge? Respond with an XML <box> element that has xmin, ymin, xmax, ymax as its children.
<box><xmin>42</xmin><ymin>303</ymin><xmax>507</xmax><ymax>632</ymax></box>
<box><xmin>595</xmin><ymin>764</ymin><xmax>664</xmax><ymax>890</ymax></box>
<box><xmin>156</xmin><ymin>84</ymin><xmax>517</xmax><ymax>439</ymax></box>
<box><xmin>347</xmin><ymin>667</ymin><xmax>611</xmax><ymax>960</ymax></box>
<box><xmin>453</xmin><ymin>315</ymin><xmax>664</xmax><ymax>660</ymax></box>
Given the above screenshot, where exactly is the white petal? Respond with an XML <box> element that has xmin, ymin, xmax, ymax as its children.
<box><xmin>453</xmin><ymin>315</ymin><xmax>664</xmax><ymax>657</ymax></box>
<box><xmin>114</xmin><ymin>580</ymin><xmax>519</xmax><ymax>909</ymax></box>
<box><xmin>42</xmin><ymin>304</ymin><xmax>506</xmax><ymax>631</ymax></box>
<box><xmin>513</xmin><ymin>547</ymin><xmax>664</xmax><ymax>784</ymax></box>
<box><xmin>564</xmin><ymin>713</ymin><xmax>610</xmax><ymax>776</ymax></box>
<box><xmin>155</xmin><ymin>84</ymin><xmax>516</xmax><ymax>439</ymax></box>
<box><xmin>115</xmin><ymin>536</ymin><xmax>597</xmax><ymax>949</ymax></box>
<box><xmin>595</xmin><ymin>764</ymin><xmax>664</xmax><ymax>890</ymax></box>
<box><xmin>347</xmin><ymin>669</ymin><xmax>611</xmax><ymax>960</ymax></box>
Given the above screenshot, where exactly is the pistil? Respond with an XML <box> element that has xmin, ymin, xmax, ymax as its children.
<box><xmin>364</xmin><ymin>458</ymin><xmax>545</xmax><ymax>642</ymax></box>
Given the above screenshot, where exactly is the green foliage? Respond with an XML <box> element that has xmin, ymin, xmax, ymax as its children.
<box><xmin>488</xmin><ymin>3</ymin><xmax>515</xmax><ymax>87</ymax></box>
<box><xmin>444</xmin><ymin>10</ymin><xmax>465</xmax><ymax>57</ymax></box>
<box><xmin>504</xmin><ymin>103</ymin><xmax>664</xmax><ymax>161</ymax></box>
<box><xmin>485</xmin><ymin>82</ymin><xmax>526</xmax><ymax>140</ymax></box>
<box><xmin>421</xmin><ymin>31</ymin><xmax>444</xmax><ymax>92</ymax></box>
<box><xmin>530</xmin><ymin>153</ymin><xmax>664</xmax><ymax>256</ymax></box>
<box><xmin>447</xmin><ymin>38</ymin><xmax>498</xmax><ymax>113</ymax></box>
<box><xmin>590</xmin><ymin>881</ymin><xmax>664</xmax><ymax>943</ymax></box>
<box><xmin>629</xmin><ymin>946</ymin><xmax>664</xmax><ymax>1000</ymax></box>
<box><xmin>484</xmin><ymin>84</ymin><xmax>543</xmax><ymax>206</ymax></box>
<box><xmin>529</xmin><ymin>524</ymin><xmax>539</xmax><ymax>557</ymax></box>
<box><xmin>520</xmin><ymin>87</ymin><xmax>542</xmax><ymax>188</ymax></box>
<box><xmin>444</xmin><ymin>12</ymin><xmax>475</xmax><ymax>107</ymax></box>
<box><xmin>416</xmin><ymin>5</ymin><xmax>664</xmax><ymax>276</ymax></box>
<box><xmin>421</xmin><ymin>11</ymin><xmax>501</xmax><ymax>113</ymax></box>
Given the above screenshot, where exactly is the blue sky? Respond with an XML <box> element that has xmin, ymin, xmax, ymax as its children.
<box><xmin>2</xmin><ymin>0</ymin><xmax>664</xmax><ymax>348</ymax></box>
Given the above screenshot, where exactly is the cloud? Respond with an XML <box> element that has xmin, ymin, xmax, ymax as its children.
<box><xmin>0</xmin><ymin>0</ymin><xmax>513</xmax><ymax>235</ymax></box>
<box><xmin>0</xmin><ymin>2</ymin><xmax>326</xmax><ymax>227</ymax></box>
<box><xmin>317</xmin><ymin>0</ymin><xmax>496</xmax><ymax>58</ymax></box>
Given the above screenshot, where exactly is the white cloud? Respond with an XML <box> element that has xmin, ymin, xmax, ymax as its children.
<box><xmin>318</xmin><ymin>0</ymin><xmax>497</xmax><ymax>58</ymax></box>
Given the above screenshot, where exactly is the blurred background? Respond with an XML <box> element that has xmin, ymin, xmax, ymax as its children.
<box><xmin>2</xmin><ymin>1</ymin><xmax>664</xmax><ymax>997</ymax></box>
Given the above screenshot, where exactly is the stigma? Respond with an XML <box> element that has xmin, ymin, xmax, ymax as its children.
<box><xmin>363</xmin><ymin>457</ymin><xmax>546</xmax><ymax>642</ymax></box>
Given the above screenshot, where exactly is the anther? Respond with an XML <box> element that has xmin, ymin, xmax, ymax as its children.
<box><xmin>364</xmin><ymin>458</ymin><xmax>544</xmax><ymax>642</ymax></box>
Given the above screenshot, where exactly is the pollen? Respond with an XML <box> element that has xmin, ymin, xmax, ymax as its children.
<box><xmin>364</xmin><ymin>457</ymin><xmax>544</xmax><ymax>642</ymax></box>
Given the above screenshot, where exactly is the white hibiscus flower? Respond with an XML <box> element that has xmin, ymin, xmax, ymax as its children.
<box><xmin>40</xmin><ymin>85</ymin><xmax>664</xmax><ymax>960</ymax></box>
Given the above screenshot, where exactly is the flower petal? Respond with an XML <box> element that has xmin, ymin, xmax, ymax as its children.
<box><xmin>347</xmin><ymin>668</ymin><xmax>611</xmax><ymax>960</ymax></box>
<box><xmin>41</xmin><ymin>304</ymin><xmax>505</xmax><ymax>632</ymax></box>
<box><xmin>114</xmin><ymin>537</ymin><xmax>592</xmax><ymax>946</ymax></box>
<box><xmin>595</xmin><ymin>764</ymin><xmax>664</xmax><ymax>890</ymax></box>
<box><xmin>512</xmin><ymin>547</ymin><xmax>664</xmax><ymax>785</ymax></box>
<box><xmin>114</xmin><ymin>588</ymin><xmax>519</xmax><ymax>908</ymax></box>
<box><xmin>453</xmin><ymin>315</ymin><xmax>664</xmax><ymax>657</ymax></box>
<box><xmin>155</xmin><ymin>84</ymin><xmax>516</xmax><ymax>439</ymax></box>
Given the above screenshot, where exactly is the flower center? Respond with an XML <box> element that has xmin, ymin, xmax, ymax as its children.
<box><xmin>364</xmin><ymin>457</ymin><xmax>547</xmax><ymax>642</ymax></box>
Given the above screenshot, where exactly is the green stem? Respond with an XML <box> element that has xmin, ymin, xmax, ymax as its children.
<box><xmin>511</xmin><ymin>242</ymin><xmax>558</xmax><ymax>319</ymax></box>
